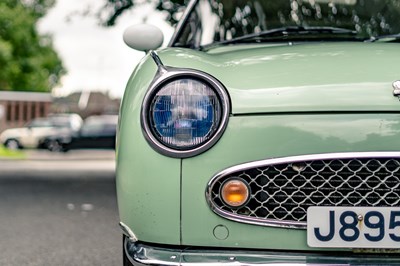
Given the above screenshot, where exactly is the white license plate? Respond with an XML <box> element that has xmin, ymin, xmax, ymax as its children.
<box><xmin>307</xmin><ymin>207</ymin><xmax>400</xmax><ymax>248</ymax></box>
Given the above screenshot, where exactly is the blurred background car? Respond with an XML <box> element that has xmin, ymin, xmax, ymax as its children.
<box><xmin>47</xmin><ymin>113</ymin><xmax>83</xmax><ymax>132</ymax></box>
<box><xmin>0</xmin><ymin>113</ymin><xmax>82</xmax><ymax>150</ymax></box>
<box><xmin>42</xmin><ymin>115</ymin><xmax>118</xmax><ymax>152</ymax></box>
<box><xmin>38</xmin><ymin>113</ymin><xmax>83</xmax><ymax>151</ymax></box>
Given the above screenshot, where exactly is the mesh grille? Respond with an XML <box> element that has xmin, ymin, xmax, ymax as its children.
<box><xmin>209</xmin><ymin>157</ymin><xmax>400</xmax><ymax>226</ymax></box>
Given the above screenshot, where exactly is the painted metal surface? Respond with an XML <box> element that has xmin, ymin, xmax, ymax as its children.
<box><xmin>181</xmin><ymin>114</ymin><xmax>400</xmax><ymax>250</ymax></box>
<box><xmin>156</xmin><ymin>42</ymin><xmax>400</xmax><ymax>114</ymax></box>
<box><xmin>117</xmin><ymin>41</ymin><xmax>400</xmax><ymax>251</ymax></box>
<box><xmin>116</xmin><ymin>55</ymin><xmax>181</xmax><ymax>245</ymax></box>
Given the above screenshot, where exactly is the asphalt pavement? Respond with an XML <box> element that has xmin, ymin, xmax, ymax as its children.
<box><xmin>0</xmin><ymin>150</ymin><xmax>121</xmax><ymax>266</ymax></box>
<box><xmin>0</xmin><ymin>150</ymin><xmax>115</xmax><ymax>177</ymax></box>
<box><xmin>25</xmin><ymin>149</ymin><xmax>116</xmax><ymax>161</ymax></box>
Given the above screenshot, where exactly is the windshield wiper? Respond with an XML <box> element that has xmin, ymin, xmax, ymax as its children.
<box><xmin>367</xmin><ymin>33</ymin><xmax>400</xmax><ymax>42</ymax></box>
<box><xmin>208</xmin><ymin>26</ymin><xmax>357</xmax><ymax>46</ymax></box>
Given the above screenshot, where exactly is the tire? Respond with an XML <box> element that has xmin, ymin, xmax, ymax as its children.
<box><xmin>123</xmin><ymin>236</ymin><xmax>133</xmax><ymax>266</ymax></box>
<box><xmin>4</xmin><ymin>139</ymin><xmax>20</xmax><ymax>150</ymax></box>
<box><xmin>47</xmin><ymin>139</ymin><xmax>63</xmax><ymax>152</ymax></box>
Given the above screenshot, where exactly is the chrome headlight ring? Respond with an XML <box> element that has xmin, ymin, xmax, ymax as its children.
<box><xmin>141</xmin><ymin>57</ymin><xmax>230</xmax><ymax>158</ymax></box>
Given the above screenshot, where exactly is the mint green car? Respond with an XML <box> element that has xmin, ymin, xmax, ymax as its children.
<box><xmin>118</xmin><ymin>0</ymin><xmax>400</xmax><ymax>265</ymax></box>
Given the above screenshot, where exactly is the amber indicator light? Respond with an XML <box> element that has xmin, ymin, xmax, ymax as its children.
<box><xmin>221</xmin><ymin>179</ymin><xmax>250</xmax><ymax>207</ymax></box>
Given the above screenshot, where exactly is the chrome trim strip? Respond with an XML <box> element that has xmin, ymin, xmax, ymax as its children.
<box><xmin>119</xmin><ymin>222</ymin><xmax>138</xmax><ymax>242</ymax></box>
<box><xmin>150</xmin><ymin>51</ymin><xmax>164</xmax><ymax>68</ymax></box>
<box><xmin>168</xmin><ymin>0</ymin><xmax>199</xmax><ymax>47</ymax></box>
<box><xmin>141</xmin><ymin>65</ymin><xmax>231</xmax><ymax>158</ymax></box>
<box><xmin>124</xmin><ymin>239</ymin><xmax>400</xmax><ymax>266</ymax></box>
<box><xmin>206</xmin><ymin>152</ymin><xmax>400</xmax><ymax>229</ymax></box>
<box><xmin>150</xmin><ymin>51</ymin><xmax>168</xmax><ymax>75</ymax></box>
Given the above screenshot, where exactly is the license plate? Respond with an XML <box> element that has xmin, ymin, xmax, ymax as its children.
<box><xmin>307</xmin><ymin>207</ymin><xmax>400</xmax><ymax>248</ymax></box>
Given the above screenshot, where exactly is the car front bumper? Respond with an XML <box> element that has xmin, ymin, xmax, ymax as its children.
<box><xmin>124</xmin><ymin>239</ymin><xmax>400</xmax><ymax>266</ymax></box>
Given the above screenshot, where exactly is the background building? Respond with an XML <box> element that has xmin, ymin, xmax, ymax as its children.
<box><xmin>0</xmin><ymin>90</ymin><xmax>120</xmax><ymax>133</ymax></box>
<box><xmin>0</xmin><ymin>91</ymin><xmax>52</xmax><ymax>132</ymax></box>
<box><xmin>52</xmin><ymin>91</ymin><xmax>120</xmax><ymax>119</ymax></box>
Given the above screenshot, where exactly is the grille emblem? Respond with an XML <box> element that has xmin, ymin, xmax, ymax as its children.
<box><xmin>291</xmin><ymin>163</ymin><xmax>305</xmax><ymax>172</ymax></box>
<box><xmin>393</xmin><ymin>80</ymin><xmax>400</xmax><ymax>96</ymax></box>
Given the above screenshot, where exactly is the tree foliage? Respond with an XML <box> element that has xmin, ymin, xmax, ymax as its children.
<box><xmin>0</xmin><ymin>0</ymin><xmax>65</xmax><ymax>92</ymax></box>
<box><xmin>98</xmin><ymin>0</ymin><xmax>186</xmax><ymax>26</ymax></box>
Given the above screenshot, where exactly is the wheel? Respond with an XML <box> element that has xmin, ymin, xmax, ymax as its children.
<box><xmin>123</xmin><ymin>236</ymin><xmax>133</xmax><ymax>266</ymax></box>
<box><xmin>47</xmin><ymin>139</ymin><xmax>63</xmax><ymax>152</ymax></box>
<box><xmin>4</xmin><ymin>139</ymin><xmax>20</xmax><ymax>150</ymax></box>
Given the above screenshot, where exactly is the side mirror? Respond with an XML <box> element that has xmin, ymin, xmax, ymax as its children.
<box><xmin>123</xmin><ymin>24</ymin><xmax>164</xmax><ymax>52</ymax></box>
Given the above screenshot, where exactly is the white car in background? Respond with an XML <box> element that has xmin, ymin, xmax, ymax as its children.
<box><xmin>0</xmin><ymin>114</ymin><xmax>83</xmax><ymax>150</ymax></box>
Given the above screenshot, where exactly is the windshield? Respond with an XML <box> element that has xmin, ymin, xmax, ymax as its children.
<box><xmin>173</xmin><ymin>0</ymin><xmax>400</xmax><ymax>48</ymax></box>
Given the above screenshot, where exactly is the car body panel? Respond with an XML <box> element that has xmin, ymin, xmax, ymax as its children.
<box><xmin>156</xmin><ymin>43</ymin><xmax>400</xmax><ymax>114</ymax></box>
<box><xmin>1</xmin><ymin>114</ymin><xmax>83</xmax><ymax>149</ymax></box>
<box><xmin>117</xmin><ymin>148</ymin><xmax>181</xmax><ymax>244</ymax></box>
<box><xmin>117</xmin><ymin>0</ymin><xmax>400</xmax><ymax>262</ymax></box>
<box><xmin>66</xmin><ymin>135</ymin><xmax>116</xmax><ymax>150</ymax></box>
<box><xmin>180</xmin><ymin>113</ymin><xmax>400</xmax><ymax>250</ymax></box>
<box><xmin>116</xmin><ymin>58</ymin><xmax>181</xmax><ymax>245</ymax></box>
<box><xmin>1</xmin><ymin>126</ymin><xmax>60</xmax><ymax>148</ymax></box>
<box><xmin>118</xmin><ymin>43</ymin><xmax>400</xmax><ymax>249</ymax></box>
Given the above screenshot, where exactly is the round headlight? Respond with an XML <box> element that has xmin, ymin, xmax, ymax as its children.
<box><xmin>151</xmin><ymin>78</ymin><xmax>221</xmax><ymax>149</ymax></box>
<box><xmin>142</xmin><ymin>70</ymin><xmax>230</xmax><ymax>158</ymax></box>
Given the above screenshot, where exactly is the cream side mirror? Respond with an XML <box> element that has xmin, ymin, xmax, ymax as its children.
<box><xmin>123</xmin><ymin>24</ymin><xmax>164</xmax><ymax>52</ymax></box>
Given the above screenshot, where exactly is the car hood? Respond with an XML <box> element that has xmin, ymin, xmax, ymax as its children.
<box><xmin>158</xmin><ymin>42</ymin><xmax>400</xmax><ymax>114</ymax></box>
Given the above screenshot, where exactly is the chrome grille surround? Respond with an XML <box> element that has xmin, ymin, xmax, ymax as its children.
<box><xmin>206</xmin><ymin>152</ymin><xmax>400</xmax><ymax>229</ymax></box>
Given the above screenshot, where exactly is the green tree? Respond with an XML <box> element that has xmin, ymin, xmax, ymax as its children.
<box><xmin>0</xmin><ymin>0</ymin><xmax>65</xmax><ymax>92</ymax></box>
<box><xmin>97</xmin><ymin>0</ymin><xmax>186</xmax><ymax>26</ymax></box>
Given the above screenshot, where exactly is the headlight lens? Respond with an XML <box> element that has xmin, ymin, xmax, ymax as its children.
<box><xmin>149</xmin><ymin>78</ymin><xmax>222</xmax><ymax>150</ymax></box>
<box><xmin>142</xmin><ymin>68</ymin><xmax>230</xmax><ymax>158</ymax></box>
